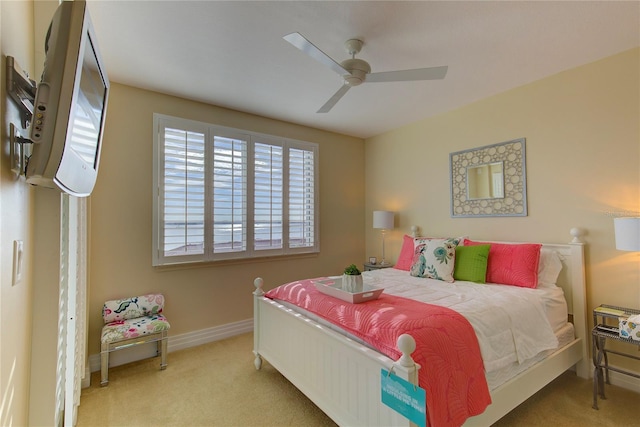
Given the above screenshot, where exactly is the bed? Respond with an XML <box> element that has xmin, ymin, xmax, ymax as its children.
<box><xmin>252</xmin><ymin>230</ymin><xmax>589</xmax><ymax>426</ymax></box>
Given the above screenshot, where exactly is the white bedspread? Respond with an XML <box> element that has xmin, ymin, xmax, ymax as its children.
<box><xmin>363</xmin><ymin>268</ymin><xmax>563</xmax><ymax>373</ymax></box>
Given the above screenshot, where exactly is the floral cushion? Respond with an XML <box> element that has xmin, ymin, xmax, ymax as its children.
<box><xmin>410</xmin><ymin>237</ymin><xmax>460</xmax><ymax>282</ymax></box>
<box><xmin>101</xmin><ymin>314</ymin><xmax>170</xmax><ymax>344</ymax></box>
<box><xmin>103</xmin><ymin>294</ymin><xmax>165</xmax><ymax>323</ymax></box>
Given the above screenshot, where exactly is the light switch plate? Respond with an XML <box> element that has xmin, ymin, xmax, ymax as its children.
<box><xmin>12</xmin><ymin>240</ymin><xmax>24</xmax><ymax>286</ymax></box>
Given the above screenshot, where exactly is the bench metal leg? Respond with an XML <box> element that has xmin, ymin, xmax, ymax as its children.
<box><xmin>101</xmin><ymin>331</ymin><xmax>168</xmax><ymax>385</ymax></box>
<box><xmin>101</xmin><ymin>343</ymin><xmax>109</xmax><ymax>386</ymax></box>
<box><xmin>160</xmin><ymin>332</ymin><xmax>168</xmax><ymax>370</ymax></box>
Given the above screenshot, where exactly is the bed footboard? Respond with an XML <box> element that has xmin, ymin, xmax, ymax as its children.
<box><xmin>253</xmin><ymin>278</ymin><xmax>419</xmax><ymax>427</ymax></box>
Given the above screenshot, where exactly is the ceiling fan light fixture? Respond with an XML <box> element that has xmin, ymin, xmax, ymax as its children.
<box><xmin>344</xmin><ymin>74</ymin><xmax>364</xmax><ymax>86</ymax></box>
<box><xmin>341</xmin><ymin>58</ymin><xmax>371</xmax><ymax>86</ymax></box>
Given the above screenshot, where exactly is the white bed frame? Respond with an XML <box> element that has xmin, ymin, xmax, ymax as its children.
<box><xmin>253</xmin><ymin>231</ymin><xmax>590</xmax><ymax>426</ymax></box>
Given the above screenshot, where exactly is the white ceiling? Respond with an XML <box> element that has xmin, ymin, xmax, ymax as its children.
<box><xmin>86</xmin><ymin>1</ymin><xmax>640</xmax><ymax>139</ymax></box>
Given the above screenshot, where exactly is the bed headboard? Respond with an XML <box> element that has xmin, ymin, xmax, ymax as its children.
<box><xmin>409</xmin><ymin>226</ymin><xmax>589</xmax><ymax>378</ymax></box>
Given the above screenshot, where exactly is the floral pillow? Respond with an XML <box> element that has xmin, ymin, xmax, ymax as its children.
<box><xmin>103</xmin><ymin>294</ymin><xmax>165</xmax><ymax>324</ymax></box>
<box><xmin>410</xmin><ymin>237</ymin><xmax>461</xmax><ymax>282</ymax></box>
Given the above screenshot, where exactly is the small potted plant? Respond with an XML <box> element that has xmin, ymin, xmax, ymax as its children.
<box><xmin>342</xmin><ymin>264</ymin><xmax>363</xmax><ymax>292</ymax></box>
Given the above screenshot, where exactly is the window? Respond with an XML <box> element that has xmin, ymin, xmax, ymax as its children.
<box><xmin>152</xmin><ymin>114</ymin><xmax>319</xmax><ymax>266</ymax></box>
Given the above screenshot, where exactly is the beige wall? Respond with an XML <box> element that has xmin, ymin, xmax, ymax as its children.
<box><xmin>1</xmin><ymin>2</ymin><xmax>35</xmax><ymax>425</ymax></box>
<box><xmin>2</xmin><ymin>1</ymin><xmax>63</xmax><ymax>424</ymax></box>
<box><xmin>365</xmin><ymin>48</ymin><xmax>640</xmax><ymax>371</ymax></box>
<box><xmin>87</xmin><ymin>83</ymin><xmax>365</xmax><ymax>355</ymax></box>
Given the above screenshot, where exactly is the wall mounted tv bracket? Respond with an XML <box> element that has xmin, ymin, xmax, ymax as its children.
<box><xmin>6</xmin><ymin>56</ymin><xmax>36</xmax><ymax>177</ymax></box>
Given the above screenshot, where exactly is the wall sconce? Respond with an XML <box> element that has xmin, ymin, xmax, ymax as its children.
<box><xmin>614</xmin><ymin>217</ymin><xmax>640</xmax><ymax>252</ymax></box>
<box><xmin>373</xmin><ymin>211</ymin><xmax>394</xmax><ymax>266</ymax></box>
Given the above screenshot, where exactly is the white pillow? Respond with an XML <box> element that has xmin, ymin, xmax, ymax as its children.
<box><xmin>537</xmin><ymin>248</ymin><xmax>563</xmax><ymax>288</ymax></box>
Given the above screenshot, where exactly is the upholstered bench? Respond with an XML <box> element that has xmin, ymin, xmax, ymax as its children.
<box><xmin>100</xmin><ymin>294</ymin><xmax>170</xmax><ymax>386</ymax></box>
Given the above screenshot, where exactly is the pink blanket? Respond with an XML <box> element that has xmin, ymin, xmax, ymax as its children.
<box><xmin>266</xmin><ymin>279</ymin><xmax>491</xmax><ymax>427</ymax></box>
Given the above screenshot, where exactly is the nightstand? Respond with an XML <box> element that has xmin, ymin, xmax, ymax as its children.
<box><xmin>363</xmin><ymin>263</ymin><xmax>393</xmax><ymax>271</ymax></box>
<box><xmin>591</xmin><ymin>304</ymin><xmax>640</xmax><ymax>409</ymax></box>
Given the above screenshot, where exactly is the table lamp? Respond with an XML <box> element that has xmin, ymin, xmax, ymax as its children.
<box><xmin>373</xmin><ymin>211</ymin><xmax>394</xmax><ymax>266</ymax></box>
<box><xmin>614</xmin><ymin>217</ymin><xmax>640</xmax><ymax>251</ymax></box>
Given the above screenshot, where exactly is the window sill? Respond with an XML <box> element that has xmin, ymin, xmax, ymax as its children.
<box><xmin>153</xmin><ymin>251</ymin><xmax>320</xmax><ymax>272</ymax></box>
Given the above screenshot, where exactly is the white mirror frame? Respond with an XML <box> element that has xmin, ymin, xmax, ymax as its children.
<box><xmin>449</xmin><ymin>138</ymin><xmax>527</xmax><ymax>218</ymax></box>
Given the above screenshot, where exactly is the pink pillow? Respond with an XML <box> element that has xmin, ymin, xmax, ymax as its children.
<box><xmin>394</xmin><ymin>235</ymin><xmax>415</xmax><ymax>271</ymax></box>
<box><xmin>463</xmin><ymin>239</ymin><xmax>542</xmax><ymax>288</ymax></box>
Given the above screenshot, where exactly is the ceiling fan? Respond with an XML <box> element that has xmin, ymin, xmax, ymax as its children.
<box><xmin>283</xmin><ymin>32</ymin><xmax>448</xmax><ymax>113</ymax></box>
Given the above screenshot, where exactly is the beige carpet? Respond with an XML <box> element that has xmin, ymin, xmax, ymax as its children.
<box><xmin>77</xmin><ymin>333</ymin><xmax>638</xmax><ymax>427</ymax></box>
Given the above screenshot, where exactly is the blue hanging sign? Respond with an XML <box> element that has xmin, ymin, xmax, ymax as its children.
<box><xmin>381</xmin><ymin>368</ymin><xmax>426</xmax><ymax>427</ymax></box>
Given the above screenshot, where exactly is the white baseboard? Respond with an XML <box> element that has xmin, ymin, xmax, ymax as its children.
<box><xmin>81</xmin><ymin>365</ymin><xmax>91</xmax><ymax>389</ymax></box>
<box><xmin>607</xmin><ymin>369</ymin><xmax>640</xmax><ymax>394</ymax></box>
<box><xmin>87</xmin><ymin>318</ymin><xmax>253</xmax><ymax>375</ymax></box>
<box><xmin>576</xmin><ymin>362</ymin><xmax>640</xmax><ymax>394</ymax></box>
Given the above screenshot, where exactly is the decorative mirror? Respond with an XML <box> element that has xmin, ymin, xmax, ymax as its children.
<box><xmin>449</xmin><ymin>138</ymin><xmax>527</xmax><ymax>217</ymax></box>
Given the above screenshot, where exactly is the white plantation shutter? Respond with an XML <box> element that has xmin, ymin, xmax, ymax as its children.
<box><xmin>55</xmin><ymin>233</ymin><xmax>68</xmax><ymax>427</ymax></box>
<box><xmin>213</xmin><ymin>135</ymin><xmax>247</xmax><ymax>253</ymax></box>
<box><xmin>162</xmin><ymin>126</ymin><xmax>206</xmax><ymax>258</ymax></box>
<box><xmin>153</xmin><ymin>114</ymin><xmax>318</xmax><ymax>266</ymax></box>
<box><xmin>52</xmin><ymin>195</ymin><xmax>88</xmax><ymax>426</ymax></box>
<box><xmin>68</xmin><ymin>197</ymin><xmax>88</xmax><ymax>426</ymax></box>
<box><xmin>289</xmin><ymin>147</ymin><xmax>315</xmax><ymax>248</ymax></box>
<box><xmin>62</xmin><ymin>195</ymin><xmax>88</xmax><ymax>426</ymax></box>
<box><xmin>254</xmin><ymin>142</ymin><xmax>283</xmax><ymax>251</ymax></box>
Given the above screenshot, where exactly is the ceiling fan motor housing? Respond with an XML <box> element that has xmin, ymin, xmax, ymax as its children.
<box><xmin>341</xmin><ymin>58</ymin><xmax>371</xmax><ymax>86</ymax></box>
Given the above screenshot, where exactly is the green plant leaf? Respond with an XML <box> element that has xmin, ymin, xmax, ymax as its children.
<box><xmin>343</xmin><ymin>264</ymin><xmax>361</xmax><ymax>275</ymax></box>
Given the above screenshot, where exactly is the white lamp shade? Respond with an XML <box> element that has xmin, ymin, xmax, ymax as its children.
<box><xmin>614</xmin><ymin>217</ymin><xmax>640</xmax><ymax>251</ymax></box>
<box><xmin>373</xmin><ymin>211</ymin><xmax>394</xmax><ymax>230</ymax></box>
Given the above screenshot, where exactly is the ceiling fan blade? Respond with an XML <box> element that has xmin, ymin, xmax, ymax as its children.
<box><xmin>317</xmin><ymin>84</ymin><xmax>351</xmax><ymax>113</ymax></box>
<box><xmin>366</xmin><ymin>65</ymin><xmax>448</xmax><ymax>83</ymax></box>
<box><xmin>283</xmin><ymin>32</ymin><xmax>349</xmax><ymax>76</ymax></box>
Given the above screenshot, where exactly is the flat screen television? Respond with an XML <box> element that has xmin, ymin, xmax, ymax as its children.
<box><xmin>27</xmin><ymin>0</ymin><xmax>109</xmax><ymax>197</ymax></box>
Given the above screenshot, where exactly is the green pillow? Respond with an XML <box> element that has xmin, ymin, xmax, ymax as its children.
<box><xmin>454</xmin><ymin>244</ymin><xmax>490</xmax><ymax>283</ymax></box>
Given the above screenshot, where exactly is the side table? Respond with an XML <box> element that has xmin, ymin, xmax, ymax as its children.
<box><xmin>591</xmin><ymin>304</ymin><xmax>640</xmax><ymax>409</ymax></box>
<box><xmin>363</xmin><ymin>263</ymin><xmax>393</xmax><ymax>271</ymax></box>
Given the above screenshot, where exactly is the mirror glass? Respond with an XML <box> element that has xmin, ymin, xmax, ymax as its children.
<box><xmin>467</xmin><ymin>162</ymin><xmax>504</xmax><ymax>200</ymax></box>
<box><xmin>449</xmin><ymin>138</ymin><xmax>527</xmax><ymax>217</ymax></box>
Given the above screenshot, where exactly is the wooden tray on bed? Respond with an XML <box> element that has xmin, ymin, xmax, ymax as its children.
<box><xmin>312</xmin><ymin>277</ymin><xmax>384</xmax><ymax>304</ymax></box>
